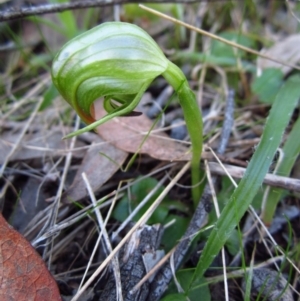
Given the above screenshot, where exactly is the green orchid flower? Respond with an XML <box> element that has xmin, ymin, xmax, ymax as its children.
<box><xmin>51</xmin><ymin>21</ymin><xmax>203</xmax><ymax>203</ymax></box>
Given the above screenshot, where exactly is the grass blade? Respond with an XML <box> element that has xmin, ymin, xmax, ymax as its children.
<box><xmin>190</xmin><ymin>74</ymin><xmax>300</xmax><ymax>288</ymax></box>
<box><xmin>261</xmin><ymin>114</ymin><xmax>300</xmax><ymax>224</ymax></box>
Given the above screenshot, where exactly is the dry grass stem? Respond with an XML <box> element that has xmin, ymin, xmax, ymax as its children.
<box><xmin>139</xmin><ymin>4</ymin><xmax>300</xmax><ymax>71</ymax></box>
<box><xmin>70</xmin><ymin>162</ymin><xmax>190</xmax><ymax>301</ymax></box>
<box><xmin>82</xmin><ymin>172</ymin><xmax>123</xmax><ymax>301</ymax></box>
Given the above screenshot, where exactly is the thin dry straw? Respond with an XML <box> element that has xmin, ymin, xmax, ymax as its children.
<box><xmin>139</xmin><ymin>4</ymin><xmax>300</xmax><ymax>72</ymax></box>
<box><xmin>70</xmin><ymin>162</ymin><xmax>191</xmax><ymax>301</ymax></box>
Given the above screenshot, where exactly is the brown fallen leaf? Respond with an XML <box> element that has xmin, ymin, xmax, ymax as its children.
<box><xmin>93</xmin><ymin>99</ymin><xmax>192</xmax><ymax>162</ymax></box>
<box><xmin>257</xmin><ymin>34</ymin><xmax>300</xmax><ymax>75</ymax></box>
<box><xmin>62</xmin><ymin>134</ymin><xmax>128</xmax><ymax>203</ymax></box>
<box><xmin>0</xmin><ymin>213</ymin><xmax>62</xmax><ymax>301</ymax></box>
<box><xmin>0</xmin><ymin>127</ymin><xmax>85</xmax><ymax>164</ymax></box>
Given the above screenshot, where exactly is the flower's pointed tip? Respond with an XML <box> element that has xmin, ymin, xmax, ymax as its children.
<box><xmin>124</xmin><ymin>110</ymin><xmax>143</xmax><ymax>117</ymax></box>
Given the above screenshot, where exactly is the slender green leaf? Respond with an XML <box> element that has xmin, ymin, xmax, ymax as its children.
<box><xmin>50</xmin><ymin>0</ymin><xmax>78</xmax><ymax>39</ymax></box>
<box><xmin>39</xmin><ymin>83</ymin><xmax>59</xmax><ymax>111</ymax></box>
<box><xmin>190</xmin><ymin>75</ymin><xmax>300</xmax><ymax>288</ymax></box>
<box><xmin>262</xmin><ymin>114</ymin><xmax>300</xmax><ymax>224</ymax></box>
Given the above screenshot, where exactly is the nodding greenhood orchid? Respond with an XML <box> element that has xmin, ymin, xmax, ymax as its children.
<box><xmin>52</xmin><ymin>22</ymin><xmax>203</xmax><ymax>203</ymax></box>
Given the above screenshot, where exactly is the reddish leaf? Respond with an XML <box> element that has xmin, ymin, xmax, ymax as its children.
<box><xmin>0</xmin><ymin>213</ymin><xmax>62</xmax><ymax>301</ymax></box>
<box><xmin>93</xmin><ymin>99</ymin><xmax>192</xmax><ymax>162</ymax></box>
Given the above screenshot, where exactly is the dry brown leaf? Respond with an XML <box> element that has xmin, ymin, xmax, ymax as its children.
<box><xmin>62</xmin><ymin>135</ymin><xmax>128</xmax><ymax>203</ymax></box>
<box><xmin>0</xmin><ymin>213</ymin><xmax>62</xmax><ymax>301</ymax></box>
<box><xmin>0</xmin><ymin>127</ymin><xmax>85</xmax><ymax>164</ymax></box>
<box><xmin>93</xmin><ymin>99</ymin><xmax>192</xmax><ymax>162</ymax></box>
<box><xmin>257</xmin><ymin>34</ymin><xmax>300</xmax><ymax>75</ymax></box>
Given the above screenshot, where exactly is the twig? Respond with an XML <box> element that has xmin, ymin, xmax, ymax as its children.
<box><xmin>217</xmin><ymin>89</ymin><xmax>234</xmax><ymax>155</ymax></box>
<box><xmin>0</xmin><ymin>0</ymin><xmax>205</xmax><ymax>22</ymax></box>
<box><xmin>207</xmin><ymin>161</ymin><xmax>300</xmax><ymax>193</ymax></box>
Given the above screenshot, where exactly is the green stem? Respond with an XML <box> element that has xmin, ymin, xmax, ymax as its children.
<box><xmin>163</xmin><ymin>61</ymin><xmax>203</xmax><ymax>204</ymax></box>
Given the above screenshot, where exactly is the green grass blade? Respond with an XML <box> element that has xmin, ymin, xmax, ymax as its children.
<box><xmin>51</xmin><ymin>0</ymin><xmax>78</xmax><ymax>39</ymax></box>
<box><xmin>190</xmin><ymin>74</ymin><xmax>300</xmax><ymax>288</ymax></box>
<box><xmin>261</xmin><ymin>114</ymin><xmax>300</xmax><ymax>224</ymax></box>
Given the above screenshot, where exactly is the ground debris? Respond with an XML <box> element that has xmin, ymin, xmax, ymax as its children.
<box><xmin>93</xmin><ymin>224</ymin><xmax>164</xmax><ymax>301</ymax></box>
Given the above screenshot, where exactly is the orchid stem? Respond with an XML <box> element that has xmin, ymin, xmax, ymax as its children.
<box><xmin>163</xmin><ymin>61</ymin><xmax>203</xmax><ymax>204</ymax></box>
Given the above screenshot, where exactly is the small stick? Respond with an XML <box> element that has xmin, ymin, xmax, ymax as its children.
<box><xmin>217</xmin><ymin>89</ymin><xmax>235</xmax><ymax>155</ymax></box>
<box><xmin>0</xmin><ymin>0</ymin><xmax>207</xmax><ymax>22</ymax></box>
<box><xmin>207</xmin><ymin>162</ymin><xmax>300</xmax><ymax>193</ymax></box>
